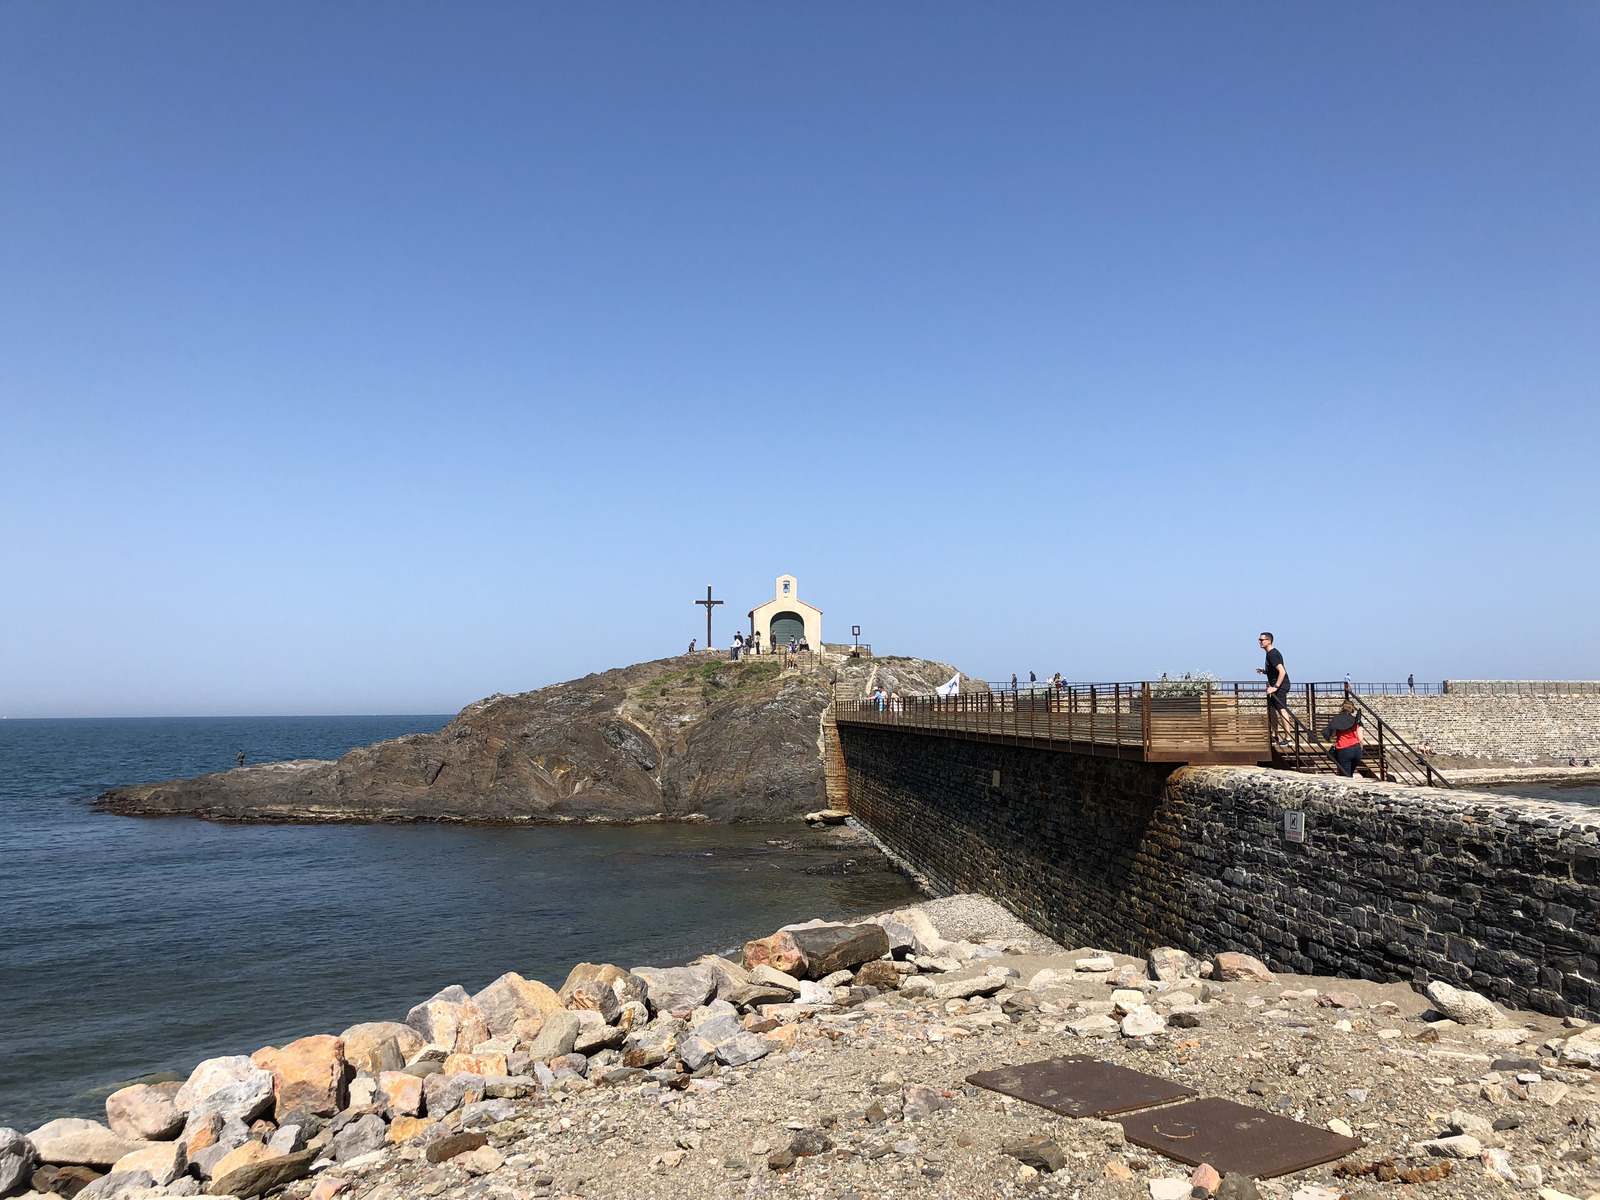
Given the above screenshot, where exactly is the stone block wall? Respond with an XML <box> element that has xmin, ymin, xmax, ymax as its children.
<box><xmin>841</xmin><ymin>725</ymin><xmax>1600</xmax><ymax>1018</ymax></box>
<box><xmin>1362</xmin><ymin>694</ymin><xmax>1600</xmax><ymax>765</ymax></box>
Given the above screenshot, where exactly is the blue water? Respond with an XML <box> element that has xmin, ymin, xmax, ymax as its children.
<box><xmin>0</xmin><ymin>717</ymin><xmax>918</xmax><ymax>1132</ymax></box>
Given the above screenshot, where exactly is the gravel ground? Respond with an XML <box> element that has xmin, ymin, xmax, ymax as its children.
<box><xmin>35</xmin><ymin>900</ymin><xmax>1600</xmax><ymax>1200</ymax></box>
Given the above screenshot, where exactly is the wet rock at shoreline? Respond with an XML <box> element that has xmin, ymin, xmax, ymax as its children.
<box><xmin>338</xmin><ymin>1022</ymin><xmax>422</xmax><ymax>1075</ymax></box>
<box><xmin>104</xmin><ymin>1082</ymin><xmax>184</xmax><ymax>1143</ymax></box>
<box><xmin>26</xmin><ymin>1119</ymin><xmax>146</xmax><ymax>1168</ymax></box>
<box><xmin>250</xmin><ymin>1036</ymin><xmax>345</xmax><ymax>1120</ymax></box>
<box><xmin>174</xmin><ymin>1058</ymin><xmax>274</xmax><ymax>1127</ymax></box>
<box><xmin>0</xmin><ymin>1128</ymin><xmax>38</xmax><ymax>1195</ymax></box>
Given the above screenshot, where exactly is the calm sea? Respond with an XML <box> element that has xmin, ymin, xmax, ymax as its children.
<box><xmin>0</xmin><ymin>716</ymin><xmax>919</xmax><ymax>1132</ymax></box>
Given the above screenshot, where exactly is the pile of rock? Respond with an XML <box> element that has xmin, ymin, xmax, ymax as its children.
<box><xmin>0</xmin><ymin>915</ymin><xmax>921</xmax><ymax>1200</ymax></box>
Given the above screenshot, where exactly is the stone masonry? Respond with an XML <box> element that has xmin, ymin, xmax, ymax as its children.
<box><xmin>841</xmin><ymin>724</ymin><xmax>1600</xmax><ymax>1019</ymax></box>
<box><xmin>1362</xmin><ymin>692</ymin><xmax>1600</xmax><ymax>766</ymax></box>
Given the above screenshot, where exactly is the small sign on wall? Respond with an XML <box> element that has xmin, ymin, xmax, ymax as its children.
<box><xmin>1283</xmin><ymin>810</ymin><xmax>1306</xmax><ymax>843</ymax></box>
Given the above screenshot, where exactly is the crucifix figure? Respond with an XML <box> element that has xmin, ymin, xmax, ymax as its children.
<box><xmin>694</xmin><ymin>585</ymin><xmax>723</xmax><ymax>650</ymax></box>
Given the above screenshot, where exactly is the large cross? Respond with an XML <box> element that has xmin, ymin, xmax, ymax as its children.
<box><xmin>695</xmin><ymin>585</ymin><xmax>723</xmax><ymax>649</ymax></box>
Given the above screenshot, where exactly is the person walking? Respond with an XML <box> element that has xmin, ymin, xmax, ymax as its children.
<box><xmin>1320</xmin><ymin>700</ymin><xmax>1364</xmax><ymax>777</ymax></box>
<box><xmin>1011</xmin><ymin>673</ymin><xmax>1018</xmax><ymax>692</ymax></box>
<box><xmin>1257</xmin><ymin>632</ymin><xmax>1291</xmax><ymax>746</ymax></box>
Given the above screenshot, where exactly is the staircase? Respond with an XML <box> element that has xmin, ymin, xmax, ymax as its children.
<box><xmin>1273</xmin><ymin>695</ymin><xmax>1451</xmax><ymax>788</ymax></box>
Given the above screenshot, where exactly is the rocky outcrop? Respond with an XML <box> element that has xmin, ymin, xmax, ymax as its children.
<box><xmin>96</xmin><ymin>651</ymin><xmax>970</xmax><ymax>824</ymax></box>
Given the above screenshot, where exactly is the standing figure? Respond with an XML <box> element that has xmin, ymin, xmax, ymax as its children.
<box><xmin>1408</xmin><ymin>673</ymin><xmax>1415</xmax><ymax>694</ymax></box>
<box><xmin>688</xmin><ymin>638</ymin><xmax>696</xmax><ymax>653</ymax></box>
<box><xmin>237</xmin><ymin>751</ymin><xmax>245</xmax><ymax>768</ymax></box>
<box><xmin>1256</xmin><ymin>632</ymin><xmax>1291</xmax><ymax>746</ymax></box>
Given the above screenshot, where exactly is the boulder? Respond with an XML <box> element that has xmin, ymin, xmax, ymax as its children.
<box><xmin>784</xmin><ymin>925</ymin><xmax>891</xmax><ymax>980</ymax></box>
<box><xmin>174</xmin><ymin>1058</ymin><xmax>274</xmax><ymax>1125</ymax></box>
<box><xmin>1213</xmin><ymin>952</ymin><xmax>1275</xmax><ymax>983</ymax></box>
<box><xmin>0</xmin><ymin>1128</ymin><xmax>39</xmax><ymax>1195</ymax></box>
<box><xmin>110</xmin><ymin>1138</ymin><xmax>187</xmax><ymax>1185</ymax></box>
<box><xmin>858</xmin><ymin>917</ymin><xmax>917</xmax><ymax>958</ymax></box>
<box><xmin>422</xmin><ymin>1072</ymin><xmax>486</xmax><ymax>1117</ymax></box>
<box><xmin>251</xmin><ymin>1035</ymin><xmax>346</xmax><ymax>1120</ymax></box>
<box><xmin>1121</xmin><ymin>1007</ymin><xmax>1167</xmax><ymax>1038</ymax></box>
<box><xmin>688</xmin><ymin>955</ymin><xmax>753</xmax><ymax>1001</ymax></box>
<box><xmin>79</xmin><ymin>1169</ymin><xmax>155</xmax><ymax>1198</ymax></box>
<box><xmin>442</xmin><ymin>1051</ymin><xmax>506</xmax><ymax>1078</ymax></box>
<box><xmin>472</xmin><ymin>973</ymin><xmax>563</xmax><ymax>1039</ymax></box>
<box><xmin>339</xmin><ymin>1022</ymin><xmax>424</xmax><ymax>1075</ymax></box>
<box><xmin>386</xmin><ymin>1116</ymin><xmax>438</xmax><ymax>1144</ymax></box>
<box><xmin>207</xmin><ymin>1141</ymin><xmax>278</xmax><ymax>1182</ymax></box>
<box><xmin>527</xmin><ymin>1012</ymin><xmax>582</xmax><ymax>1062</ymax></box>
<box><xmin>208</xmin><ymin>1147</ymin><xmax>314</xmax><ymax>1198</ymax></box>
<box><xmin>104</xmin><ymin>1082</ymin><xmax>184</xmax><ymax>1142</ymax></box>
<box><xmin>692</xmin><ymin>1014</ymin><xmax>743</xmax><ymax>1045</ymax></box>
<box><xmin>26</xmin><ymin>1118</ymin><xmax>146</xmax><ymax>1167</ymax></box>
<box><xmin>405</xmin><ymin>986</ymin><xmax>487</xmax><ymax>1052</ymax></box>
<box><xmin>621</xmin><ymin>1029</ymin><xmax>677</xmax><ymax>1069</ymax></box>
<box><xmin>424</xmin><ymin>1131</ymin><xmax>486</xmax><ymax>1165</ymax></box>
<box><xmin>1106</xmin><ymin>964</ymin><xmax>1147</xmax><ymax>987</ymax></box>
<box><xmin>741</xmin><ymin>932</ymin><xmax>808</xmax><ymax>976</ymax></box>
<box><xmin>747</xmin><ymin>964</ymin><xmax>802</xmax><ymax>993</ymax></box>
<box><xmin>559</xmin><ymin>962</ymin><xmax>629</xmax><ymax>1002</ymax></box>
<box><xmin>853</xmin><ymin>961</ymin><xmax>901</xmax><ymax>990</ymax></box>
<box><xmin>616</xmin><ymin>1000</ymin><xmax>650</xmax><ymax>1031</ymax></box>
<box><xmin>566</xmin><ymin>980</ymin><xmax>620</xmax><ymax>1023</ymax></box>
<box><xmin>330</xmin><ymin>1114</ymin><xmax>386</xmax><ymax>1163</ymax></box>
<box><xmin>715</xmin><ymin>1032</ymin><xmax>771</xmax><ymax>1067</ymax></box>
<box><xmin>266</xmin><ymin>1124</ymin><xmax>304</xmax><ymax>1154</ymax></box>
<box><xmin>630</xmin><ymin>967</ymin><xmax>716</xmax><ymax>1015</ymax></box>
<box><xmin>678</xmin><ymin>1036</ymin><xmax>718</xmax><ymax>1072</ymax></box>
<box><xmin>573</xmin><ymin>1023</ymin><xmax>627</xmax><ymax>1055</ymax></box>
<box><xmin>1148</xmin><ymin>947</ymin><xmax>1201</xmax><ymax>982</ymax></box>
<box><xmin>1425</xmin><ymin>981</ymin><xmax>1504</xmax><ymax>1027</ymax></box>
<box><xmin>377</xmin><ymin>1071</ymin><xmax>422</xmax><ymax>1118</ymax></box>
<box><xmin>181</xmin><ymin>1111</ymin><xmax>223</xmax><ymax>1156</ymax></box>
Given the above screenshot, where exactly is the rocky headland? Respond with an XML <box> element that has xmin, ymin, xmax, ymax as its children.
<box><xmin>6</xmin><ymin>894</ymin><xmax>1600</xmax><ymax>1200</ymax></box>
<box><xmin>95</xmin><ymin>651</ymin><xmax>967</xmax><ymax>824</ymax></box>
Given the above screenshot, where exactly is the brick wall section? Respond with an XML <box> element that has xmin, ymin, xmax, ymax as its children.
<box><xmin>841</xmin><ymin>725</ymin><xmax>1600</xmax><ymax>1018</ymax></box>
<box><xmin>1361</xmin><ymin>694</ymin><xmax>1600</xmax><ymax>764</ymax></box>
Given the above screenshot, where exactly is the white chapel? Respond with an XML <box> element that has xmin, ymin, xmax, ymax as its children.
<box><xmin>748</xmin><ymin>575</ymin><xmax>822</xmax><ymax>650</ymax></box>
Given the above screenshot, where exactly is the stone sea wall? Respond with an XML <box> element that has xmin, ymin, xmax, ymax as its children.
<box><xmin>840</xmin><ymin>726</ymin><xmax>1600</xmax><ymax>1020</ymax></box>
<box><xmin>1362</xmin><ymin>693</ymin><xmax>1600</xmax><ymax>765</ymax></box>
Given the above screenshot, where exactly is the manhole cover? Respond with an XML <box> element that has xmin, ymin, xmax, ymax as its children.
<box><xmin>966</xmin><ymin>1055</ymin><xmax>1196</xmax><ymax>1118</ymax></box>
<box><xmin>1118</xmin><ymin>1097</ymin><xmax>1365</xmax><ymax>1178</ymax></box>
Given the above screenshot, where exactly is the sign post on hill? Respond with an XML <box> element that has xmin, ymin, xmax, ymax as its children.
<box><xmin>695</xmin><ymin>585</ymin><xmax>723</xmax><ymax>651</ymax></box>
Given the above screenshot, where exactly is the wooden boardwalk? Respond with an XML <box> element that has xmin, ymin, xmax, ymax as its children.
<box><xmin>833</xmin><ymin>681</ymin><xmax>1272</xmax><ymax>766</ymax></box>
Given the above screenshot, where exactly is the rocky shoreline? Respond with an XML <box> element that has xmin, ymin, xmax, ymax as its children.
<box><xmin>6</xmin><ymin>897</ymin><xmax>1600</xmax><ymax>1200</ymax></box>
<box><xmin>93</xmin><ymin>653</ymin><xmax>968</xmax><ymax>826</ymax></box>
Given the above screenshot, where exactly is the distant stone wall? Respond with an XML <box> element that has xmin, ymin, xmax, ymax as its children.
<box><xmin>841</xmin><ymin>725</ymin><xmax>1600</xmax><ymax>1018</ymax></box>
<box><xmin>1361</xmin><ymin>694</ymin><xmax>1600</xmax><ymax>765</ymax></box>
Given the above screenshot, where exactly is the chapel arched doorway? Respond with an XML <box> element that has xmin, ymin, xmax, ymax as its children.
<box><xmin>768</xmin><ymin>611</ymin><xmax>806</xmax><ymax>648</ymax></box>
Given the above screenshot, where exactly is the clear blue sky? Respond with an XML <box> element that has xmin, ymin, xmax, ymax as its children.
<box><xmin>3</xmin><ymin>4</ymin><xmax>1597</xmax><ymax>717</ymax></box>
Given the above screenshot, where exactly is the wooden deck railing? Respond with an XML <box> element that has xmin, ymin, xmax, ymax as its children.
<box><xmin>833</xmin><ymin>680</ymin><xmax>1273</xmax><ymax>765</ymax></box>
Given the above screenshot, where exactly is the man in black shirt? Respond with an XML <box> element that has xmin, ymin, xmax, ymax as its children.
<box><xmin>1257</xmin><ymin>632</ymin><xmax>1291</xmax><ymax>746</ymax></box>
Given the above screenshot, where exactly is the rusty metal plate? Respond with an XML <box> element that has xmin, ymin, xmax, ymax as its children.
<box><xmin>965</xmin><ymin>1055</ymin><xmax>1196</xmax><ymax>1118</ymax></box>
<box><xmin>1118</xmin><ymin>1097</ymin><xmax>1365</xmax><ymax>1178</ymax></box>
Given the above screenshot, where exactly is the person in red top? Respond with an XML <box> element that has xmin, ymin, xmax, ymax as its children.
<box><xmin>1320</xmin><ymin>700</ymin><xmax>1364</xmax><ymax>777</ymax></box>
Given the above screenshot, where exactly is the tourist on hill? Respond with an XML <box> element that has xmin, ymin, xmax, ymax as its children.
<box><xmin>1408</xmin><ymin>673</ymin><xmax>1415</xmax><ymax>694</ymax></box>
<box><xmin>1320</xmin><ymin>701</ymin><xmax>1364</xmax><ymax>777</ymax></box>
<box><xmin>1257</xmin><ymin>632</ymin><xmax>1291</xmax><ymax>746</ymax></box>
<box><xmin>237</xmin><ymin>750</ymin><xmax>245</xmax><ymax>768</ymax></box>
<box><xmin>688</xmin><ymin>638</ymin><xmax>696</xmax><ymax>653</ymax></box>
<box><xmin>732</xmin><ymin>631</ymin><xmax>744</xmax><ymax>660</ymax></box>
